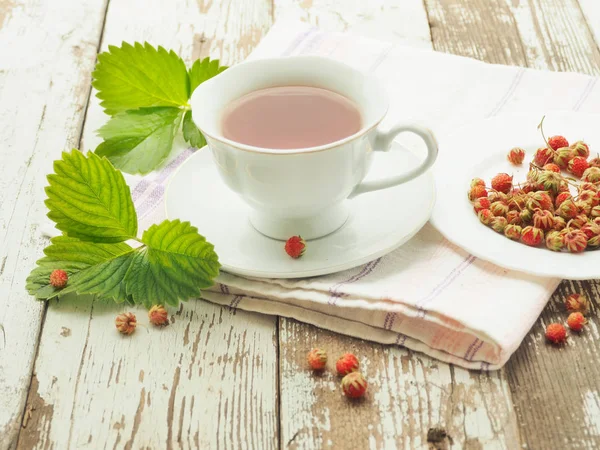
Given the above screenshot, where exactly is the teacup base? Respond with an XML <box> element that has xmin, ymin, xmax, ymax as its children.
<box><xmin>249</xmin><ymin>203</ymin><xmax>349</xmax><ymax>241</ymax></box>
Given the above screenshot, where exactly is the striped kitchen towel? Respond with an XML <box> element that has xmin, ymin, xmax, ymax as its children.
<box><xmin>129</xmin><ymin>21</ymin><xmax>600</xmax><ymax>370</ymax></box>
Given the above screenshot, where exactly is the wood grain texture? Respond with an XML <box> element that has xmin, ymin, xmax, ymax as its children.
<box><xmin>279</xmin><ymin>319</ymin><xmax>521</xmax><ymax>450</ymax></box>
<box><xmin>425</xmin><ymin>0</ymin><xmax>600</xmax><ymax>448</ymax></box>
<box><xmin>18</xmin><ymin>0</ymin><xmax>278</xmax><ymax>448</ymax></box>
<box><xmin>0</xmin><ymin>0</ymin><xmax>109</xmax><ymax>447</ymax></box>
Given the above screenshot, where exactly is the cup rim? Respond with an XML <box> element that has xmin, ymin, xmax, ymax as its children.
<box><xmin>190</xmin><ymin>55</ymin><xmax>388</xmax><ymax>155</ymax></box>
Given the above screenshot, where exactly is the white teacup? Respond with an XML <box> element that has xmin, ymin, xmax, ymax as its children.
<box><xmin>191</xmin><ymin>56</ymin><xmax>438</xmax><ymax>240</ymax></box>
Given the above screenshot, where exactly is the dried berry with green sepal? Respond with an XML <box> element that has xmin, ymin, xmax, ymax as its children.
<box><xmin>491</xmin><ymin>173</ymin><xmax>513</xmax><ymax>194</ymax></box>
<box><xmin>565</xmin><ymin>293</ymin><xmax>590</xmax><ymax>315</ymax></box>
<box><xmin>563</xmin><ymin>229</ymin><xmax>588</xmax><ymax>252</ymax></box>
<box><xmin>533</xmin><ymin>209</ymin><xmax>554</xmax><ymax>230</ymax></box>
<box><xmin>504</xmin><ymin>224</ymin><xmax>522</xmax><ymax>240</ymax></box>
<box><xmin>507</xmin><ymin>147</ymin><xmax>525</xmax><ymax>165</ymax></box>
<box><xmin>478</xmin><ymin>209</ymin><xmax>494</xmax><ymax>225</ymax></box>
<box><xmin>491</xmin><ymin>216</ymin><xmax>508</xmax><ymax>233</ymax></box>
<box><xmin>570</xmin><ymin>141</ymin><xmax>590</xmax><ymax>158</ymax></box>
<box><xmin>545</xmin><ymin>231</ymin><xmax>564</xmax><ymax>251</ymax></box>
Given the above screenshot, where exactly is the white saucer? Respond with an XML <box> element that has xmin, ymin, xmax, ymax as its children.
<box><xmin>430</xmin><ymin>111</ymin><xmax>600</xmax><ymax>280</ymax></box>
<box><xmin>165</xmin><ymin>142</ymin><xmax>435</xmax><ymax>278</ymax></box>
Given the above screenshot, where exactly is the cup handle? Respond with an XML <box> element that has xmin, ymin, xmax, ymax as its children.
<box><xmin>348</xmin><ymin>122</ymin><xmax>438</xmax><ymax>199</ymax></box>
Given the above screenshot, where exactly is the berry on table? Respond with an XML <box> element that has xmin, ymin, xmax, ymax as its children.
<box><xmin>285</xmin><ymin>236</ymin><xmax>306</xmax><ymax>259</ymax></box>
<box><xmin>148</xmin><ymin>305</ymin><xmax>169</xmax><ymax>326</ymax></box>
<box><xmin>491</xmin><ymin>173</ymin><xmax>513</xmax><ymax>194</ymax></box>
<box><xmin>521</xmin><ymin>226</ymin><xmax>544</xmax><ymax>246</ymax></box>
<box><xmin>115</xmin><ymin>312</ymin><xmax>137</xmax><ymax>335</ymax></box>
<box><xmin>507</xmin><ymin>147</ymin><xmax>525</xmax><ymax>165</ymax></box>
<box><xmin>567</xmin><ymin>312</ymin><xmax>587</xmax><ymax>332</ymax></box>
<box><xmin>336</xmin><ymin>353</ymin><xmax>360</xmax><ymax>376</ymax></box>
<box><xmin>307</xmin><ymin>348</ymin><xmax>328</xmax><ymax>370</ymax></box>
<box><xmin>548</xmin><ymin>135</ymin><xmax>569</xmax><ymax>151</ymax></box>
<box><xmin>568</xmin><ymin>156</ymin><xmax>589</xmax><ymax>178</ymax></box>
<box><xmin>545</xmin><ymin>323</ymin><xmax>567</xmax><ymax>344</ymax></box>
<box><xmin>565</xmin><ymin>293</ymin><xmax>590</xmax><ymax>315</ymax></box>
<box><xmin>49</xmin><ymin>269</ymin><xmax>68</xmax><ymax>289</ymax></box>
<box><xmin>341</xmin><ymin>372</ymin><xmax>368</xmax><ymax>399</ymax></box>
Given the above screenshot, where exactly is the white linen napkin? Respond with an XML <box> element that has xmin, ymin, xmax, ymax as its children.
<box><xmin>125</xmin><ymin>21</ymin><xmax>600</xmax><ymax>370</ymax></box>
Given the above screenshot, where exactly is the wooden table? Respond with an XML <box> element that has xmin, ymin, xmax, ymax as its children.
<box><xmin>2</xmin><ymin>0</ymin><xmax>600</xmax><ymax>448</ymax></box>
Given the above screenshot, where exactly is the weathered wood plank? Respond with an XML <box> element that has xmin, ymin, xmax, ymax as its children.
<box><xmin>271</xmin><ymin>1</ymin><xmax>521</xmax><ymax>448</ymax></box>
<box><xmin>18</xmin><ymin>0</ymin><xmax>279</xmax><ymax>448</ymax></box>
<box><xmin>280</xmin><ymin>319</ymin><xmax>521</xmax><ymax>450</ymax></box>
<box><xmin>578</xmin><ymin>0</ymin><xmax>600</xmax><ymax>56</ymax></box>
<box><xmin>425</xmin><ymin>0</ymin><xmax>600</xmax><ymax>447</ymax></box>
<box><xmin>0</xmin><ymin>0</ymin><xmax>109</xmax><ymax>447</ymax></box>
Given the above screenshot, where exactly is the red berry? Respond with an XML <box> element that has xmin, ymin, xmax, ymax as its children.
<box><xmin>470</xmin><ymin>178</ymin><xmax>485</xmax><ymax>189</ymax></box>
<box><xmin>565</xmin><ymin>293</ymin><xmax>590</xmax><ymax>315</ymax></box>
<box><xmin>527</xmin><ymin>191</ymin><xmax>553</xmax><ymax>211</ymax></box>
<box><xmin>468</xmin><ymin>185</ymin><xmax>488</xmax><ymax>202</ymax></box>
<box><xmin>115</xmin><ymin>312</ymin><xmax>137</xmax><ymax>335</ymax></box>
<box><xmin>49</xmin><ymin>269</ymin><xmax>68</xmax><ymax>289</ymax></box>
<box><xmin>507</xmin><ymin>147</ymin><xmax>525</xmax><ymax>165</ymax></box>
<box><xmin>548</xmin><ymin>135</ymin><xmax>569</xmax><ymax>151</ymax></box>
<box><xmin>557</xmin><ymin>199</ymin><xmax>578</xmax><ymax>219</ymax></box>
<box><xmin>336</xmin><ymin>353</ymin><xmax>359</xmax><ymax>376</ymax></box>
<box><xmin>491</xmin><ymin>173</ymin><xmax>513</xmax><ymax>194</ymax></box>
<box><xmin>570</xmin><ymin>141</ymin><xmax>590</xmax><ymax>158</ymax></box>
<box><xmin>582</xmin><ymin>167</ymin><xmax>600</xmax><ymax>183</ymax></box>
<box><xmin>534</xmin><ymin>147</ymin><xmax>555</xmax><ymax>166</ymax></box>
<box><xmin>341</xmin><ymin>372</ymin><xmax>368</xmax><ymax>398</ymax></box>
<box><xmin>555</xmin><ymin>192</ymin><xmax>572</xmax><ymax>208</ymax></box>
<box><xmin>478</xmin><ymin>209</ymin><xmax>494</xmax><ymax>225</ymax></box>
<box><xmin>307</xmin><ymin>348</ymin><xmax>327</xmax><ymax>370</ymax></box>
<box><xmin>473</xmin><ymin>197</ymin><xmax>491</xmax><ymax>213</ymax></box>
<box><xmin>567</xmin><ymin>312</ymin><xmax>587</xmax><ymax>332</ymax></box>
<box><xmin>545</xmin><ymin>323</ymin><xmax>567</xmax><ymax>344</ymax></box>
<box><xmin>521</xmin><ymin>226</ymin><xmax>544</xmax><ymax>246</ymax></box>
<box><xmin>543</xmin><ymin>163</ymin><xmax>561</xmax><ymax>173</ymax></box>
<box><xmin>285</xmin><ymin>236</ymin><xmax>306</xmax><ymax>259</ymax></box>
<box><xmin>568</xmin><ymin>156</ymin><xmax>589</xmax><ymax>178</ymax></box>
<box><xmin>554</xmin><ymin>147</ymin><xmax>574</xmax><ymax>169</ymax></box>
<box><xmin>532</xmin><ymin>209</ymin><xmax>554</xmax><ymax>230</ymax></box>
<box><xmin>148</xmin><ymin>305</ymin><xmax>169</xmax><ymax>326</ymax></box>
<box><xmin>589</xmin><ymin>157</ymin><xmax>600</xmax><ymax>168</ymax></box>
<box><xmin>545</xmin><ymin>231</ymin><xmax>564</xmax><ymax>251</ymax></box>
<box><xmin>504</xmin><ymin>224</ymin><xmax>522</xmax><ymax>240</ymax></box>
<box><xmin>563</xmin><ymin>229</ymin><xmax>588</xmax><ymax>253</ymax></box>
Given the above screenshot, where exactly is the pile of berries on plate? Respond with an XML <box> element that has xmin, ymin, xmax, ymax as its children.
<box><xmin>545</xmin><ymin>293</ymin><xmax>590</xmax><ymax>345</ymax></box>
<box><xmin>468</xmin><ymin>117</ymin><xmax>600</xmax><ymax>252</ymax></box>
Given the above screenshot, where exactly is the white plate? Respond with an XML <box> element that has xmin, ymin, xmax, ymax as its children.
<box><xmin>165</xmin><ymin>142</ymin><xmax>435</xmax><ymax>278</ymax></box>
<box><xmin>430</xmin><ymin>111</ymin><xmax>600</xmax><ymax>280</ymax></box>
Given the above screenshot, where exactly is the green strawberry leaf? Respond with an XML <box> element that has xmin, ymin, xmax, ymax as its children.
<box><xmin>189</xmin><ymin>57</ymin><xmax>227</xmax><ymax>93</ymax></box>
<box><xmin>92</xmin><ymin>42</ymin><xmax>190</xmax><ymax>115</ymax></box>
<box><xmin>46</xmin><ymin>150</ymin><xmax>138</xmax><ymax>243</ymax></box>
<box><xmin>182</xmin><ymin>110</ymin><xmax>206</xmax><ymax>148</ymax></box>
<box><xmin>26</xmin><ymin>236</ymin><xmax>133</xmax><ymax>300</ymax></box>
<box><xmin>96</xmin><ymin>106</ymin><xmax>183</xmax><ymax>174</ymax></box>
<box><xmin>124</xmin><ymin>219</ymin><xmax>220</xmax><ymax>307</ymax></box>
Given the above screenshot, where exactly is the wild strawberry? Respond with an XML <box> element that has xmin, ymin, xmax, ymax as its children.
<box><xmin>568</xmin><ymin>156</ymin><xmax>589</xmax><ymax>178</ymax></box>
<box><xmin>506</xmin><ymin>210</ymin><xmax>521</xmax><ymax>225</ymax></box>
<box><xmin>470</xmin><ymin>178</ymin><xmax>485</xmax><ymax>189</ymax></box>
<box><xmin>468</xmin><ymin>185</ymin><xmax>488</xmax><ymax>202</ymax></box>
<box><xmin>488</xmin><ymin>191</ymin><xmax>507</xmax><ymax>203</ymax></box>
<box><xmin>285</xmin><ymin>236</ymin><xmax>306</xmax><ymax>259</ymax></box>
<box><xmin>49</xmin><ymin>269</ymin><xmax>68</xmax><ymax>289</ymax></box>
<box><xmin>580</xmin><ymin>222</ymin><xmax>600</xmax><ymax>239</ymax></box>
<box><xmin>567</xmin><ymin>312</ymin><xmax>586</xmax><ymax>332</ymax></box>
<box><xmin>148</xmin><ymin>305</ymin><xmax>169</xmax><ymax>326</ymax></box>
<box><xmin>307</xmin><ymin>348</ymin><xmax>328</xmax><ymax>370</ymax></box>
<box><xmin>580</xmin><ymin>182</ymin><xmax>599</xmax><ymax>192</ymax></box>
<box><xmin>591</xmin><ymin>206</ymin><xmax>600</xmax><ymax>218</ymax></box>
<box><xmin>473</xmin><ymin>197</ymin><xmax>491</xmax><ymax>213</ymax></box>
<box><xmin>545</xmin><ymin>231</ymin><xmax>564</xmax><ymax>251</ymax></box>
<box><xmin>553</xmin><ymin>147</ymin><xmax>574</xmax><ymax>169</ymax></box>
<box><xmin>478</xmin><ymin>209</ymin><xmax>494</xmax><ymax>225</ymax></box>
<box><xmin>491</xmin><ymin>216</ymin><xmax>508</xmax><ymax>233</ymax></box>
<box><xmin>565</xmin><ymin>293</ymin><xmax>590</xmax><ymax>315</ymax></box>
<box><xmin>490</xmin><ymin>201</ymin><xmax>509</xmax><ymax>216</ymax></box>
<box><xmin>336</xmin><ymin>353</ymin><xmax>359</xmax><ymax>376</ymax></box>
<box><xmin>555</xmin><ymin>192</ymin><xmax>572</xmax><ymax>208</ymax></box>
<box><xmin>563</xmin><ymin>229</ymin><xmax>588</xmax><ymax>252</ymax></box>
<box><xmin>527</xmin><ymin>191</ymin><xmax>553</xmax><ymax>211</ymax></box>
<box><xmin>538</xmin><ymin>171</ymin><xmax>562</xmax><ymax>194</ymax></box>
<box><xmin>545</xmin><ymin>323</ymin><xmax>567</xmax><ymax>344</ymax></box>
<box><xmin>578</xmin><ymin>190</ymin><xmax>596</xmax><ymax>205</ymax></box>
<box><xmin>532</xmin><ymin>209</ymin><xmax>554</xmax><ymax>230</ymax></box>
<box><xmin>543</xmin><ymin>163</ymin><xmax>561</xmax><ymax>173</ymax></box>
<box><xmin>534</xmin><ymin>147</ymin><xmax>555</xmax><ymax>166</ymax></box>
<box><xmin>507</xmin><ymin>147</ymin><xmax>525</xmax><ymax>165</ymax></box>
<box><xmin>115</xmin><ymin>312</ymin><xmax>137</xmax><ymax>335</ymax></box>
<box><xmin>558</xmin><ymin>181</ymin><xmax>570</xmax><ymax>193</ymax></box>
<box><xmin>341</xmin><ymin>372</ymin><xmax>367</xmax><ymax>399</ymax></box>
<box><xmin>588</xmin><ymin>157</ymin><xmax>600</xmax><ymax>168</ymax></box>
<box><xmin>491</xmin><ymin>173</ymin><xmax>513</xmax><ymax>194</ymax></box>
<box><xmin>557</xmin><ymin>199</ymin><xmax>578</xmax><ymax>219</ymax></box>
<box><xmin>553</xmin><ymin>216</ymin><xmax>567</xmax><ymax>231</ymax></box>
<box><xmin>569</xmin><ymin>214</ymin><xmax>589</xmax><ymax>229</ymax></box>
<box><xmin>570</xmin><ymin>141</ymin><xmax>590</xmax><ymax>158</ymax></box>
<box><xmin>548</xmin><ymin>135</ymin><xmax>569</xmax><ymax>151</ymax></box>
<box><xmin>504</xmin><ymin>224</ymin><xmax>522</xmax><ymax>240</ymax></box>
<box><xmin>582</xmin><ymin>167</ymin><xmax>600</xmax><ymax>183</ymax></box>
<box><xmin>594</xmin><ymin>217</ymin><xmax>600</xmax><ymax>226</ymax></box>
<box><xmin>520</xmin><ymin>209</ymin><xmax>533</xmax><ymax>224</ymax></box>
<box><xmin>521</xmin><ymin>226</ymin><xmax>544</xmax><ymax>246</ymax></box>
<box><xmin>508</xmin><ymin>194</ymin><xmax>526</xmax><ymax>211</ymax></box>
